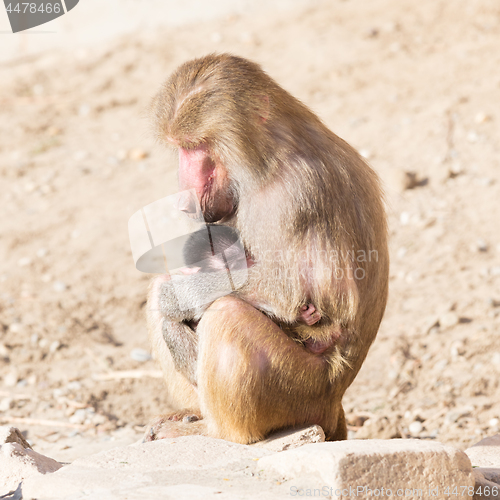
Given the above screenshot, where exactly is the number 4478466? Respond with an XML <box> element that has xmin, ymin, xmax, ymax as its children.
<box><xmin>6</xmin><ymin>3</ymin><xmax>61</xmax><ymax>14</ymax></box>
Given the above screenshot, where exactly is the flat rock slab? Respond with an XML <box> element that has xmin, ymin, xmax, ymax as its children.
<box><xmin>466</xmin><ymin>434</ymin><xmax>500</xmax><ymax>498</ymax></box>
<box><xmin>259</xmin><ymin>439</ymin><xmax>474</xmax><ymax>499</ymax></box>
<box><xmin>466</xmin><ymin>435</ymin><xmax>500</xmax><ymax>468</ymax></box>
<box><xmin>21</xmin><ymin>436</ymin><xmax>277</xmax><ymax>500</ymax></box>
<box><xmin>19</xmin><ymin>437</ymin><xmax>475</xmax><ymax>500</ymax></box>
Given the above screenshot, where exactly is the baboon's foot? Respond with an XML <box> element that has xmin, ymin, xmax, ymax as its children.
<box><xmin>143</xmin><ymin>408</ymin><xmax>205</xmax><ymax>441</ymax></box>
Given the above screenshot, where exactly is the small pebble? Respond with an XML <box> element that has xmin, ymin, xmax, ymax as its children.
<box><xmin>408</xmin><ymin>421</ymin><xmax>423</xmax><ymax>435</ymax></box>
<box><xmin>128</xmin><ymin>148</ymin><xmax>148</xmax><ymax>161</ymax></box>
<box><xmin>475</xmin><ymin>239</ymin><xmax>488</xmax><ymax>252</ymax></box>
<box><xmin>53</xmin><ymin>281</ymin><xmax>67</xmax><ymax>292</ymax></box>
<box><xmin>17</xmin><ymin>257</ymin><xmax>32</xmax><ymax>267</ymax></box>
<box><xmin>399</xmin><ymin>212</ymin><xmax>410</xmax><ymax>225</ymax></box>
<box><xmin>0</xmin><ymin>343</ymin><xmax>9</xmax><ymax>358</ymax></box>
<box><xmin>450</xmin><ymin>340</ymin><xmax>465</xmax><ymax>357</ymax></box>
<box><xmin>490</xmin><ymin>266</ymin><xmax>500</xmax><ymax>276</ymax></box>
<box><xmin>3</xmin><ymin>371</ymin><xmax>18</xmax><ymax>387</ymax></box>
<box><xmin>92</xmin><ymin>413</ymin><xmax>107</xmax><ymax>425</ymax></box>
<box><xmin>9</xmin><ymin>323</ymin><xmax>23</xmax><ymax>334</ymax></box>
<box><xmin>116</xmin><ymin>149</ymin><xmax>127</xmax><ymax>161</ymax></box>
<box><xmin>0</xmin><ymin>398</ymin><xmax>14</xmax><ymax>412</ymax></box>
<box><xmin>474</xmin><ymin>112</ymin><xmax>491</xmax><ymax>124</ymax></box>
<box><xmin>36</xmin><ymin>248</ymin><xmax>48</xmax><ymax>258</ymax></box>
<box><xmin>467</xmin><ymin>131</ymin><xmax>479</xmax><ymax>143</ymax></box>
<box><xmin>79</xmin><ymin>104</ymin><xmax>91</xmax><ymax>117</ymax></box>
<box><xmin>439</xmin><ymin>312</ymin><xmax>459</xmax><ymax>329</ymax></box>
<box><xmin>396</xmin><ymin>247</ymin><xmax>407</xmax><ymax>259</ymax></box>
<box><xmin>41</xmin><ymin>274</ymin><xmax>52</xmax><ymax>283</ymax></box>
<box><xmin>401</xmin><ymin>171</ymin><xmax>425</xmax><ymax>190</ymax></box>
<box><xmin>445</xmin><ymin>407</ymin><xmax>473</xmax><ymax>424</ymax></box>
<box><xmin>489</xmin><ymin>418</ymin><xmax>499</xmax><ymax>428</ymax></box>
<box><xmin>69</xmin><ymin>409</ymin><xmax>88</xmax><ymax>425</ymax></box>
<box><xmin>49</xmin><ymin>340</ymin><xmax>61</xmax><ymax>353</ymax></box>
<box><xmin>130</xmin><ymin>348</ymin><xmax>152</xmax><ymax>362</ymax></box>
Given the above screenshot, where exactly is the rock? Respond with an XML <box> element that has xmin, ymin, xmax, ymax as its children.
<box><xmin>401</xmin><ymin>171</ymin><xmax>427</xmax><ymax>190</ymax></box>
<box><xmin>477</xmin><ymin>468</ymin><xmax>500</xmax><ymax>485</ymax></box>
<box><xmin>3</xmin><ymin>370</ymin><xmax>18</xmax><ymax>387</ymax></box>
<box><xmin>259</xmin><ymin>439</ymin><xmax>473</xmax><ymax>498</ymax></box>
<box><xmin>445</xmin><ymin>407</ymin><xmax>473</xmax><ymax>425</ymax></box>
<box><xmin>450</xmin><ymin>339</ymin><xmax>466</xmax><ymax>357</ymax></box>
<box><xmin>52</xmin><ymin>281</ymin><xmax>67</xmax><ymax>292</ymax></box>
<box><xmin>355</xmin><ymin>416</ymin><xmax>401</xmax><ymax>439</ymax></box>
<box><xmin>22</xmin><ymin>436</ymin><xmax>274</xmax><ymax>499</ymax></box>
<box><xmin>0</xmin><ymin>426</ymin><xmax>61</xmax><ymax>492</ymax></box>
<box><xmin>475</xmin><ymin>112</ymin><xmax>491</xmax><ymax>124</ymax></box>
<box><xmin>130</xmin><ymin>348</ymin><xmax>152</xmax><ymax>362</ymax></box>
<box><xmin>49</xmin><ymin>340</ymin><xmax>61</xmax><ymax>353</ymax></box>
<box><xmin>439</xmin><ymin>312</ymin><xmax>459</xmax><ymax>329</ymax></box>
<box><xmin>474</xmin><ymin>239</ymin><xmax>489</xmax><ymax>252</ymax></box>
<box><xmin>252</xmin><ymin>425</ymin><xmax>325</xmax><ymax>452</ymax></box>
<box><xmin>472</xmin><ymin>469</ymin><xmax>500</xmax><ymax>499</ymax></box>
<box><xmin>0</xmin><ymin>398</ymin><xmax>14</xmax><ymax>412</ymax></box>
<box><xmin>466</xmin><ymin>435</ymin><xmax>500</xmax><ymax>468</ymax></box>
<box><xmin>128</xmin><ymin>148</ymin><xmax>148</xmax><ymax>161</ymax></box>
<box><xmin>0</xmin><ymin>427</ymin><xmax>32</xmax><ymax>449</ymax></box>
<box><xmin>408</xmin><ymin>421</ymin><xmax>423</xmax><ymax>435</ymax></box>
<box><xmin>400</xmin><ymin>211</ymin><xmax>410</xmax><ymax>225</ymax></box>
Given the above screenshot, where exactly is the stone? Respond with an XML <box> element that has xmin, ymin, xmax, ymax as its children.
<box><xmin>439</xmin><ymin>312</ymin><xmax>459</xmax><ymax>329</ymax></box>
<box><xmin>0</xmin><ymin>426</ymin><xmax>61</xmax><ymax>492</ymax></box>
<box><xmin>259</xmin><ymin>439</ymin><xmax>473</xmax><ymax>499</ymax></box>
<box><xmin>22</xmin><ymin>436</ymin><xmax>275</xmax><ymax>499</ymax></box>
<box><xmin>252</xmin><ymin>425</ymin><xmax>325</xmax><ymax>452</ymax></box>
<box><xmin>0</xmin><ymin>426</ymin><xmax>32</xmax><ymax>449</ymax></box>
<box><xmin>466</xmin><ymin>435</ymin><xmax>500</xmax><ymax>467</ymax></box>
<box><xmin>466</xmin><ymin>435</ymin><xmax>500</xmax><ymax>496</ymax></box>
<box><xmin>472</xmin><ymin>469</ymin><xmax>500</xmax><ymax>499</ymax></box>
<box><xmin>355</xmin><ymin>415</ymin><xmax>401</xmax><ymax>439</ymax></box>
<box><xmin>408</xmin><ymin>421</ymin><xmax>423</xmax><ymax>435</ymax></box>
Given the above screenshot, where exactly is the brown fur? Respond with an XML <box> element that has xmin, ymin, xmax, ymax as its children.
<box><xmin>145</xmin><ymin>53</ymin><xmax>389</xmax><ymax>444</ymax></box>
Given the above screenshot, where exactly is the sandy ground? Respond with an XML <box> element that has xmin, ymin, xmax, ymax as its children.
<box><xmin>1</xmin><ymin>0</ymin><xmax>500</xmax><ymax>462</ymax></box>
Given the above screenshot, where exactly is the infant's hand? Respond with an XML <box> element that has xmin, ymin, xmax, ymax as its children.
<box><xmin>297</xmin><ymin>303</ymin><xmax>321</xmax><ymax>326</ymax></box>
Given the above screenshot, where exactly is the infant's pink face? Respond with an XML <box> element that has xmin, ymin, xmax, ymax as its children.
<box><xmin>179</xmin><ymin>266</ymin><xmax>201</xmax><ymax>275</ymax></box>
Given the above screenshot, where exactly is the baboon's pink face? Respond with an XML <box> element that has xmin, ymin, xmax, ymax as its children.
<box><xmin>177</xmin><ymin>144</ymin><xmax>234</xmax><ymax>223</ymax></box>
